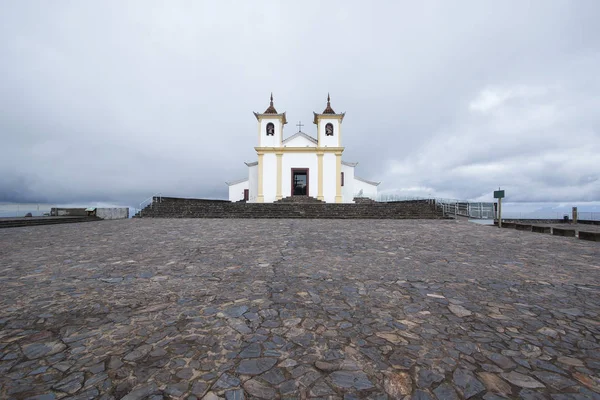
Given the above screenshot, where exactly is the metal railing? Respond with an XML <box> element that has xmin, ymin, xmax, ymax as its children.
<box><xmin>435</xmin><ymin>201</ymin><xmax>495</xmax><ymax>219</ymax></box>
<box><xmin>136</xmin><ymin>193</ymin><xmax>162</xmax><ymax>216</ymax></box>
<box><xmin>0</xmin><ymin>204</ymin><xmax>54</xmax><ymax>218</ymax></box>
<box><xmin>372</xmin><ymin>194</ymin><xmax>495</xmax><ymax>219</ymax></box>
<box><xmin>578</xmin><ymin>211</ymin><xmax>600</xmax><ymax>221</ymax></box>
<box><xmin>375</xmin><ymin>194</ymin><xmax>432</xmax><ymax>202</ymax></box>
<box><xmin>501</xmin><ymin>211</ymin><xmax>600</xmax><ymax>221</ymax></box>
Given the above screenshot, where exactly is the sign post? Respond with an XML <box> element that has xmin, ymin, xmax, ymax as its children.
<box><xmin>494</xmin><ymin>189</ymin><xmax>505</xmax><ymax>228</ymax></box>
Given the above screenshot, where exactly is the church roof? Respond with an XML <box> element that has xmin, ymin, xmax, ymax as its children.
<box><xmin>245</xmin><ymin>161</ymin><xmax>258</xmax><ymax>167</ymax></box>
<box><xmin>313</xmin><ymin>94</ymin><xmax>345</xmax><ymax>123</ymax></box>
<box><xmin>342</xmin><ymin>161</ymin><xmax>358</xmax><ymax>167</ymax></box>
<box><xmin>225</xmin><ymin>178</ymin><xmax>248</xmax><ymax>186</ymax></box>
<box><xmin>282</xmin><ymin>131</ymin><xmax>317</xmax><ymax>145</ymax></box>
<box><xmin>355</xmin><ymin>176</ymin><xmax>381</xmax><ymax>186</ymax></box>
<box><xmin>254</xmin><ymin>93</ymin><xmax>287</xmax><ymax>124</ymax></box>
<box><xmin>322</xmin><ymin>93</ymin><xmax>335</xmax><ymax>114</ymax></box>
<box><xmin>263</xmin><ymin>93</ymin><xmax>277</xmax><ymax>114</ymax></box>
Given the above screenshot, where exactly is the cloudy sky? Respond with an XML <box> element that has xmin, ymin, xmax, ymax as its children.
<box><xmin>1</xmin><ymin>1</ymin><xmax>599</xmax><ymax>207</ymax></box>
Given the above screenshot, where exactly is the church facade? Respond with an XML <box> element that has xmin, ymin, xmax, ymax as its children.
<box><xmin>226</xmin><ymin>95</ymin><xmax>379</xmax><ymax>203</ymax></box>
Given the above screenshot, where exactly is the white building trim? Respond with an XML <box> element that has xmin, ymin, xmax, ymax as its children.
<box><xmin>283</xmin><ymin>132</ymin><xmax>318</xmax><ymax>145</ymax></box>
<box><xmin>225</xmin><ymin>178</ymin><xmax>248</xmax><ymax>186</ymax></box>
<box><xmin>355</xmin><ymin>176</ymin><xmax>381</xmax><ymax>186</ymax></box>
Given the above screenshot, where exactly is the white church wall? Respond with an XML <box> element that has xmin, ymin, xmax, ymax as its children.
<box><xmin>227</xmin><ymin>99</ymin><xmax>382</xmax><ymax>203</ymax></box>
<box><xmin>354</xmin><ymin>178</ymin><xmax>378</xmax><ymax>199</ymax></box>
<box><xmin>228</xmin><ymin>180</ymin><xmax>248</xmax><ymax>202</ymax></box>
<box><xmin>317</xmin><ymin>118</ymin><xmax>341</xmax><ymax>148</ymax></box>
<box><xmin>341</xmin><ymin>164</ymin><xmax>355</xmax><ymax>203</ymax></box>
<box><xmin>322</xmin><ymin>153</ymin><xmax>337</xmax><ymax>203</ymax></box>
<box><xmin>96</xmin><ymin>208</ymin><xmax>129</xmax><ymax>220</ymax></box>
<box><xmin>281</xmin><ymin>153</ymin><xmax>318</xmax><ymax>199</ymax></box>
<box><xmin>248</xmin><ymin>165</ymin><xmax>258</xmax><ymax>202</ymax></box>
<box><xmin>259</xmin><ymin>118</ymin><xmax>283</xmax><ymax>147</ymax></box>
<box><xmin>262</xmin><ymin>153</ymin><xmax>278</xmax><ymax>202</ymax></box>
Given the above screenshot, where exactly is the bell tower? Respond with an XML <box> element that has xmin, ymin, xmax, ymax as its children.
<box><xmin>253</xmin><ymin>93</ymin><xmax>287</xmax><ymax>147</ymax></box>
<box><xmin>313</xmin><ymin>94</ymin><xmax>345</xmax><ymax>148</ymax></box>
<box><xmin>313</xmin><ymin>94</ymin><xmax>345</xmax><ymax>203</ymax></box>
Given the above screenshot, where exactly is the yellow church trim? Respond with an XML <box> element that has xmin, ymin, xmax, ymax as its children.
<box><xmin>254</xmin><ymin>113</ymin><xmax>287</xmax><ymax>125</ymax></box>
<box><xmin>335</xmin><ymin>153</ymin><xmax>342</xmax><ymax>203</ymax></box>
<box><xmin>317</xmin><ymin>152</ymin><xmax>324</xmax><ymax>200</ymax></box>
<box><xmin>255</xmin><ymin>147</ymin><xmax>344</xmax><ymax>153</ymax></box>
<box><xmin>257</xmin><ymin>153</ymin><xmax>264</xmax><ymax>203</ymax></box>
<box><xmin>313</xmin><ymin>113</ymin><xmax>345</xmax><ymax>124</ymax></box>
<box><xmin>317</xmin><ymin>121</ymin><xmax>321</xmax><ymax>147</ymax></box>
<box><xmin>276</xmin><ymin>153</ymin><xmax>283</xmax><ymax>200</ymax></box>
<box><xmin>257</xmin><ymin>120</ymin><xmax>261</xmax><ymax>144</ymax></box>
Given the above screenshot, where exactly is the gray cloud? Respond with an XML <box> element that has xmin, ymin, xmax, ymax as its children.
<box><xmin>1</xmin><ymin>1</ymin><xmax>598</xmax><ymax>206</ymax></box>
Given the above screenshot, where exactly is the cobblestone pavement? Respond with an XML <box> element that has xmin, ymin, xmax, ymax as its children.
<box><xmin>1</xmin><ymin>219</ymin><xmax>599</xmax><ymax>400</ymax></box>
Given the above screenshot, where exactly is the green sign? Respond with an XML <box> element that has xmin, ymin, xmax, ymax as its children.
<box><xmin>494</xmin><ymin>190</ymin><xmax>505</xmax><ymax>199</ymax></box>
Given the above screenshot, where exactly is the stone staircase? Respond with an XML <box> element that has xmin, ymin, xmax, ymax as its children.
<box><xmin>275</xmin><ymin>196</ymin><xmax>324</xmax><ymax>204</ymax></box>
<box><xmin>135</xmin><ymin>196</ymin><xmax>445</xmax><ymax>219</ymax></box>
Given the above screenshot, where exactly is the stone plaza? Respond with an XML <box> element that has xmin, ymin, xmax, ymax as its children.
<box><xmin>1</xmin><ymin>219</ymin><xmax>599</xmax><ymax>399</ymax></box>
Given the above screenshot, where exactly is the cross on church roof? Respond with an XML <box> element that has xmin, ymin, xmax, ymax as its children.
<box><xmin>296</xmin><ymin>121</ymin><xmax>304</xmax><ymax>132</ymax></box>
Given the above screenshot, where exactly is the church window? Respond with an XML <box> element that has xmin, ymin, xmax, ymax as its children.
<box><xmin>341</xmin><ymin>172</ymin><xmax>344</xmax><ymax>186</ymax></box>
<box><xmin>266</xmin><ymin>122</ymin><xmax>275</xmax><ymax>136</ymax></box>
<box><xmin>325</xmin><ymin>123</ymin><xmax>334</xmax><ymax>136</ymax></box>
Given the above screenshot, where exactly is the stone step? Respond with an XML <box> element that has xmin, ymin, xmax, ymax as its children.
<box><xmin>275</xmin><ymin>196</ymin><xmax>325</xmax><ymax>204</ymax></box>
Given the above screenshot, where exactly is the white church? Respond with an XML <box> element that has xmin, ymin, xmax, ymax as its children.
<box><xmin>226</xmin><ymin>95</ymin><xmax>380</xmax><ymax>203</ymax></box>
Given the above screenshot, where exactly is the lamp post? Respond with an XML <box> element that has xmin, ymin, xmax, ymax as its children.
<box><xmin>494</xmin><ymin>188</ymin><xmax>505</xmax><ymax>228</ymax></box>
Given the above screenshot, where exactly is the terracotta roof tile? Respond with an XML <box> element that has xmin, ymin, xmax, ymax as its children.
<box><xmin>322</xmin><ymin>93</ymin><xmax>336</xmax><ymax>114</ymax></box>
<box><xmin>263</xmin><ymin>93</ymin><xmax>278</xmax><ymax>114</ymax></box>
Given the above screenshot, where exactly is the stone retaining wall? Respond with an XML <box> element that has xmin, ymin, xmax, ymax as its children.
<box><xmin>0</xmin><ymin>216</ymin><xmax>100</xmax><ymax>229</ymax></box>
<box><xmin>496</xmin><ymin>220</ymin><xmax>599</xmax><ymax>242</ymax></box>
<box><xmin>498</xmin><ymin>218</ymin><xmax>599</xmax><ymax>225</ymax></box>
<box><xmin>51</xmin><ymin>207</ymin><xmax>129</xmax><ymax>219</ymax></box>
<box><xmin>136</xmin><ymin>197</ymin><xmax>445</xmax><ymax>219</ymax></box>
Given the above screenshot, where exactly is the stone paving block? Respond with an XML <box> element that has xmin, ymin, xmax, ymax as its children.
<box><xmin>553</xmin><ymin>227</ymin><xmax>576</xmax><ymax>237</ymax></box>
<box><xmin>515</xmin><ymin>223</ymin><xmax>533</xmax><ymax>231</ymax></box>
<box><xmin>532</xmin><ymin>225</ymin><xmax>551</xmax><ymax>234</ymax></box>
<box><xmin>579</xmin><ymin>230</ymin><xmax>600</xmax><ymax>242</ymax></box>
<box><xmin>0</xmin><ymin>219</ymin><xmax>599</xmax><ymax>399</ymax></box>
